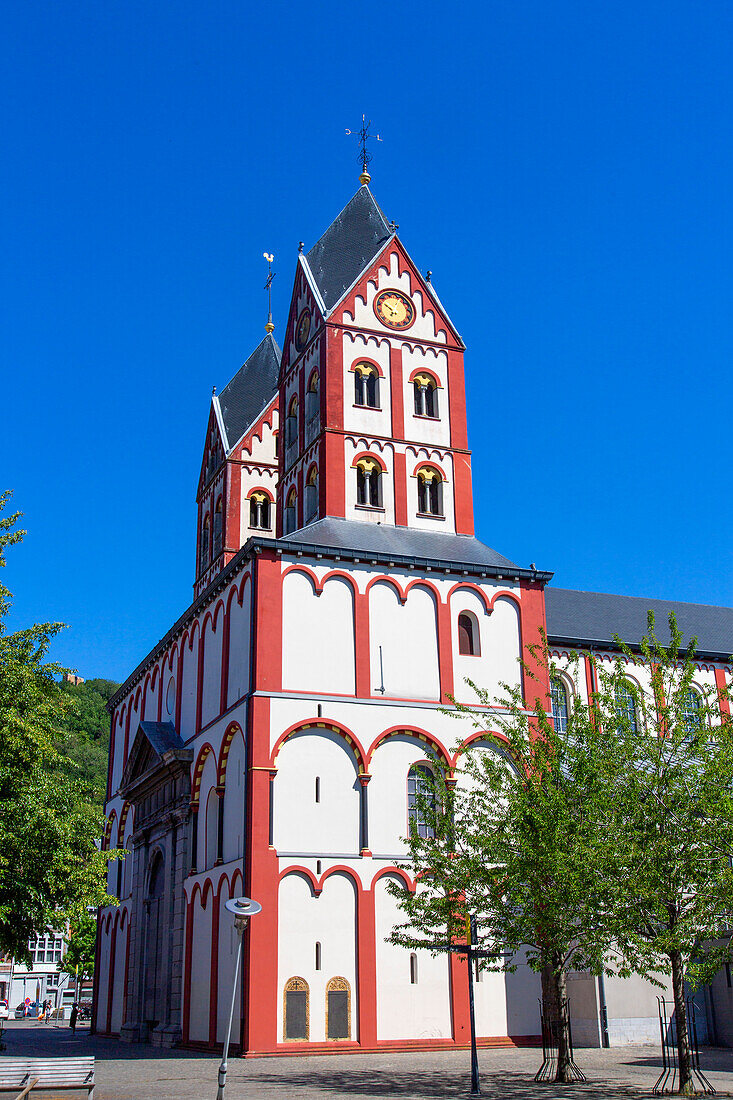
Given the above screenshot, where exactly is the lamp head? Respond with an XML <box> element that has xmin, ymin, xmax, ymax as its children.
<box><xmin>224</xmin><ymin>896</ymin><xmax>262</xmax><ymax>933</ymax></box>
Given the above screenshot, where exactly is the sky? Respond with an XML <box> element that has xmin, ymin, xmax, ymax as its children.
<box><xmin>2</xmin><ymin>0</ymin><xmax>732</xmax><ymax>683</ymax></box>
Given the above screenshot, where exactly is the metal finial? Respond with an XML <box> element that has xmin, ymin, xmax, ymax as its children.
<box><xmin>263</xmin><ymin>252</ymin><xmax>276</xmax><ymax>334</ymax></box>
<box><xmin>345</xmin><ymin>114</ymin><xmax>382</xmax><ymax>185</ymax></box>
<box><xmin>298</xmin><ymin>241</ymin><xmax>304</xmax><ymax>253</ymax></box>
<box><xmin>212</xmin><ymin>385</ymin><xmax>217</xmax><ymax>396</ymax></box>
<box><xmin>426</xmin><ymin>270</ymin><xmax>432</xmax><ymax>284</ymax></box>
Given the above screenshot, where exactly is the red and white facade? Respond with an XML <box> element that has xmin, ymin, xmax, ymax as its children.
<box><xmin>94</xmin><ymin>182</ymin><xmax>733</xmax><ymax>1053</ymax></box>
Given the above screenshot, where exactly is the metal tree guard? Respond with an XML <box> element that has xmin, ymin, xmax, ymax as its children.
<box><xmin>653</xmin><ymin>996</ymin><xmax>715</xmax><ymax>1095</ymax></box>
<box><xmin>534</xmin><ymin>997</ymin><xmax>586</xmax><ymax>1083</ymax></box>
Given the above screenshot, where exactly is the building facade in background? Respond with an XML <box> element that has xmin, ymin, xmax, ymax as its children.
<box><xmin>93</xmin><ymin>178</ymin><xmax>733</xmax><ymax>1053</ymax></box>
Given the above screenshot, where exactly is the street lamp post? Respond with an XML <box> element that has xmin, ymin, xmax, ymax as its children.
<box><xmin>215</xmin><ymin>897</ymin><xmax>261</xmax><ymax>1100</ymax></box>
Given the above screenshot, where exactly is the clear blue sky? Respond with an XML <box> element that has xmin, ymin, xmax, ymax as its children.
<box><xmin>3</xmin><ymin>1</ymin><xmax>732</xmax><ymax>682</ymax></box>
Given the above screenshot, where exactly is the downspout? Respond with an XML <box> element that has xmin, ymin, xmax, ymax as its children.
<box><xmin>597</xmin><ymin>972</ymin><xmax>609</xmax><ymax>1048</ymax></box>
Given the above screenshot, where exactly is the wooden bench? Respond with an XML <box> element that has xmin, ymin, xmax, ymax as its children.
<box><xmin>0</xmin><ymin>1057</ymin><xmax>94</xmax><ymax>1099</ymax></box>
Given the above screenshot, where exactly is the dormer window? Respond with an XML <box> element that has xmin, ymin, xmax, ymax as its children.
<box><xmin>354</xmin><ymin>363</ymin><xmax>379</xmax><ymax>409</ymax></box>
<box><xmin>355</xmin><ymin>457</ymin><xmax>382</xmax><ymax>508</ymax></box>
<box><xmin>416</xmin><ymin>466</ymin><xmax>443</xmax><ymax>517</ymax></box>
<box><xmin>413</xmin><ymin>373</ymin><xmax>439</xmax><ymax>418</ymax></box>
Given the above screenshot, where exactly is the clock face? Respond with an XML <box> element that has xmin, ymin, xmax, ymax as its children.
<box><xmin>295</xmin><ymin>307</ymin><xmax>311</xmax><ymax>351</ymax></box>
<box><xmin>374</xmin><ymin>289</ymin><xmax>415</xmax><ymax>330</ymax></box>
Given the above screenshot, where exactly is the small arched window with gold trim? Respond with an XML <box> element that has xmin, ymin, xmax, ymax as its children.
<box><xmin>416</xmin><ymin>466</ymin><xmax>443</xmax><ymax>517</ymax></box>
<box><xmin>305</xmin><ymin>466</ymin><xmax>319</xmax><ymax>524</ymax></box>
<box><xmin>213</xmin><ymin>497</ymin><xmax>223</xmax><ymax>558</ymax></box>
<box><xmin>284</xmin><ymin>487</ymin><xmax>297</xmax><ymax>535</ymax></box>
<box><xmin>286</xmin><ymin>395</ymin><xmax>299</xmax><ymax>449</ymax></box>
<box><xmin>200</xmin><ymin>514</ymin><xmax>211</xmax><ymax>572</ymax></box>
<box><xmin>354</xmin><ymin>362</ymin><xmax>379</xmax><ymax>408</ymax></box>
<box><xmin>458</xmin><ymin>611</ymin><xmax>480</xmax><ymax>656</ymax></box>
<box><xmin>249</xmin><ymin>491</ymin><xmax>271</xmax><ymax>530</ymax></box>
<box><xmin>413</xmin><ymin>372</ymin><xmax>439</xmax><ymax>418</ymax></box>
<box><xmin>306</xmin><ymin>370</ymin><xmax>320</xmax><ymax>422</ymax></box>
<box><xmin>355</xmin><ymin>456</ymin><xmax>382</xmax><ymax>508</ymax></box>
<box><xmin>284</xmin><ymin>976</ymin><xmax>309</xmax><ymax>1041</ymax></box>
<box><xmin>326</xmin><ymin>976</ymin><xmax>351</xmax><ymax>1040</ymax></box>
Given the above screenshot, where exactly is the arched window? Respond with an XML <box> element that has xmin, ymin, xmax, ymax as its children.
<box><xmin>286</xmin><ymin>396</ymin><xmax>298</xmax><ymax>449</ymax></box>
<box><xmin>213</xmin><ymin>498</ymin><xmax>223</xmax><ymax>558</ymax></box>
<box><xmin>249</xmin><ymin>491</ymin><xmax>271</xmax><ymax>530</ymax></box>
<box><xmin>410</xmin><ymin>953</ymin><xmax>418</xmax><ymax>984</ymax></box>
<box><xmin>407</xmin><ymin>764</ymin><xmax>436</xmax><ymax>839</ymax></box>
<box><xmin>305</xmin><ymin>466</ymin><xmax>319</xmax><ymax>523</ymax></box>
<box><xmin>354</xmin><ymin>363</ymin><xmax>379</xmax><ymax>408</ymax></box>
<box><xmin>284</xmin><ymin>976</ymin><xmax>309</xmax><ymax>1041</ymax></box>
<box><xmin>205</xmin><ymin>787</ymin><xmax>219</xmax><ymax>869</ymax></box>
<box><xmin>200</xmin><ymin>515</ymin><xmax>210</xmax><ymax>572</ymax></box>
<box><xmin>413</xmin><ymin>372</ymin><xmax>439</xmax><ymax>418</ymax></box>
<box><xmin>458</xmin><ymin>611</ymin><xmax>480</xmax><ymax>656</ymax></box>
<box><xmin>551</xmin><ymin>677</ymin><xmax>569</xmax><ymax>735</ymax></box>
<box><xmin>416</xmin><ymin>467</ymin><xmax>443</xmax><ymax>516</ymax></box>
<box><xmin>305</xmin><ymin>371</ymin><xmax>319</xmax><ymax>425</ymax></box>
<box><xmin>326</xmin><ymin>976</ymin><xmax>351</xmax><ymax>1040</ymax></box>
<box><xmin>284</xmin><ymin>488</ymin><xmax>297</xmax><ymax>535</ymax></box>
<box><xmin>355</xmin><ymin>457</ymin><xmax>382</xmax><ymax>508</ymax></box>
<box><xmin>615</xmin><ymin>680</ymin><xmax>638</xmax><ymax>735</ymax></box>
<box><xmin>682</xmin><ymin>687</ymin><xmax>703</xmax><ymax>733</ymax></box>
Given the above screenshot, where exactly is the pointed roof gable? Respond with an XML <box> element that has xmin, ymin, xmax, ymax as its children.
<box><xmin>217</xmin><ymin>332</ymin><xmax>281</xmax><ymax>451</ymax></box>
<box><xmin>119</xmin><ymin>721</ymin><xmax>192</xmax><ymax>798</ymax></box>
<box><xmin>305</xmin><ymin>186</ymin><xmax>393</xmax><ymax>312</ymax></box>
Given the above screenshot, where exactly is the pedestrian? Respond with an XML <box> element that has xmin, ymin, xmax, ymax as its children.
<box><xmin>69</xmin><ymin>1003</ymin><xmax>77</xmax><ymax>1034</ymax></box>
<box><xmin>44</xmin><ymin>999</ymin><xmax>51</xmax><ymax>1023</ymax></box>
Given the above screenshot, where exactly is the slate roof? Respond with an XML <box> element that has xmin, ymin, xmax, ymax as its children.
<box><xmin>280</xmin><ymin>516</ymin><xmax>528</xmax><ymax>575</ymax></box>
<box><xmin>545</xmin><ymin>587</ymin><xmax>733</xmax><ymax>659</ymax></box>
<box><xmin>217</xmin><ymin>333</ymin><xmax>281</xmax><ymax>451</ymax></box>
<box><xmin>306</xmin><ymin>187</ymin><xmax>393</xmax><ymax>312</ymax></box>
<box><xmin>138</xmin><ymin>721</ymin><xmax>186</xmax><ymax>756</ymax></box>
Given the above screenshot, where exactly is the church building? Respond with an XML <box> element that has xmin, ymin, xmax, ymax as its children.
<box><xmin>93</xmin><ymin>170</ymin><xmax>733</xmax><ymax>1054</ymax></box>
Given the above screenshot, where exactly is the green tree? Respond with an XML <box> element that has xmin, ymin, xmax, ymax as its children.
<box><xmin>0</xmin><ymin>491</ymin><xmax>119</xmax><ymax>963</ymax></box>
<box><xmin>595</xmin><ymin>614</ymin><xmax>733</xmax><ymax>1095</ymax></box>
<box><xmin>56</xmin><ymin>678</ymin><xmax>118</xmax><ymax>806</ymax></box>
<box><xmin>388</xmin><ymin>643</ymin><xmax>625</xmax><ymax>1083</ymax></box>
<box><xmin>61</xmin><ymin>908</ymin><xmax>97</xmax><ymax>983</ymax></box>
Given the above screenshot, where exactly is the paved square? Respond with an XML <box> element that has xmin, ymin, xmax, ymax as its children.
<box><xmin>3</xmin><ymin>1021</ymin><xmax>733</xmax><ymax>1099</ymax></box>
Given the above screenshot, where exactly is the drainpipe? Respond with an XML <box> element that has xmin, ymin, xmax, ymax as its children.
<box><xmin>597</xmin><ymin>972</ymin><xmax>610</xmax><ymax>1047</ymax></box>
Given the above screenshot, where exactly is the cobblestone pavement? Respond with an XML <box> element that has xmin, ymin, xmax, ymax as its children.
<box><xmin>2</xmin><ymin>1020</ymin><xmax>733</xmax><ymax>1099</ymax></box>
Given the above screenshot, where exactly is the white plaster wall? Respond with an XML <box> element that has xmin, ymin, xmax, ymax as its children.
<box><xmin>273</xmin><ymin>730</ymin><xmax>361</xmax><ymax>856</ymax></box>
<box><xmin>204</xmin><ymin>788</ymin><xmax>219</xmax><ymax>869</ymax></box>
<box><xmin>478</xmin><ymin>596</ymin><xmax>522</xmax><ymax>700</ymax></box>
<box><xmin>344</xmin><ymin>438</ymin><xmax>395</xmax><ymax>526</ymax></box>
<box><xmin>369</xmin><ymin>582</ymin><xmax>440</xmax><ymax>700</ymax></box>
<box><xmin>405</xmin><ymin>449</ymin><xmax>456</xmax><ymax>534</ymax></box>
<box><xmin>216</xmin><ymin>884</ymin><xmax>241</xmax><ymax>1043</ymax></box>
<box><xmin>96</xmin><ymin>923</ymin><xmax>111</xmax><ymax>1030</ymax></box>
<box><xmin>110</xmin><ymin>922</ymin><xmax>127</xmax><ymax>1032</ymax></box>
<box><xmin>369</xmin><ymin>734</ymin><xmax>441</xmax><ymax>857</ymax></box>
<box><xmin>504</xmin><ymin>952</ymin><xmax>542</xmax><ymax>1037</ymax></box>
<box><xmin>402</xmin><ymin>345</ymin><xmax>451</xmax><ymax>449</ymax></box>
<box><xmin>201</xmin><ymin>612</ymin><xmax>223</xmax><ymax>729</ymax></box>
<box><xmin>227</xmin><ymin>587</ymin><xmax>251</xmax><ymax>707</ymax></box>
<box><xmin>180</xmin><ymin>632</ymin><xmax>199</xmax><ymax>741</ymax></box>
<box><xmin>188</xmin><ymin>895</ymin><xmax>212</xmax><ymax>1043</ymax></box>
<box><xmin>452</xmin><ymin>589</ymin><xmax>522</xmax><ymax>705</ymax></box>
<box><xmin>344</xmin><ymin>250</ymin><xmax>448</xmax><ymax>345</ymax></box>
<box><xmin>143</xmin><ymin>673</ymin><xmax>160</xmax><ymax>721</ymax></box>
<box><xmin>121</xmin><ymin>821</ymin><xmax>134</xmax><ymax>899</ymax></box>
<box><xmin>278</xmin><ymin>871</ymin><xmax>358</xmax><ymax>1043</ymax></box>
<box><xmin>197</xmin><ymin>755</ymin><xmax>218</xmax><ymax>867</ymax></box>
<box><xmin>374</xmin><ymin>875</ymin><xmax>451</xmax><ymax>1039</ymax></box>
<box><xmin>472</xmin><ymin>962</ymin><xmax>510</xmax><ymax>1038</ymax></box>
<box><xmin>282</xmin><ymin>572</ymin><xmax>356</xmax><ymax>696</ymax></box>
<box><xmin>241</xmin><ymin>414</ymin><xmax>278</xmax><ymax>465</ymax></box>
<box><xmin>222</xmin><ymin>734</ymin><xmax>245</xmax><ymax>864</ymax></box>
<box><xmin>341</xmin><ymin>333</ymin><xmax>392</xmax><ymax>439</ymax></box>
<box><xmin>110</xmin><ymin>713</ymin><xmax>125</xmax><ymax>795</ymax></box>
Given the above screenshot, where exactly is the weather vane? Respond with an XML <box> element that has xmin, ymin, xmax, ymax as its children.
<box><xmin>345</xmin><ymin>114</ymin><xmax>382</xmax><ymax>186</ymax></box>
<box><xmin>263</xmin><ymin>252</ymin><xmax>275</xmax><ymax>334</ymax></box>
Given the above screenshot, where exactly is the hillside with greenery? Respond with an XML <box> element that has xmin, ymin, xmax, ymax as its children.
<box><xmin>56</xmin><ymin>678</ymin><xmax>119</xmax><ymax>806</ymax></box>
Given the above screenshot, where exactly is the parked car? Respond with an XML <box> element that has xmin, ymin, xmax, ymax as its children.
<box><xmin>0</xmin><ymin>1000</ymin><xmax>8</xmax><ymax>1020</ymax></box>
<box><xmin>14</xmin><ymin>1001</ymin><xmax>40</xmax><ymax>1019</ymax></box>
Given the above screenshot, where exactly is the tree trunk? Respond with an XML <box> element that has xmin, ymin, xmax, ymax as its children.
<box><xmin>669</xmin><ymin>949</ymin><xmax>693</xmax><ymax>1095</ymax></box>
<box><xmin>542</xmin><ymin>962</ymin><xmax>573</xmax><ymax>1083</ymax></box>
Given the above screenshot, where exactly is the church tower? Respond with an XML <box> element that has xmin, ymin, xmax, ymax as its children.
<box><xmin>277</xmin><ymin>184</ymin><xmax>474</xmax><ymax>538</ymax></box>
